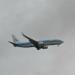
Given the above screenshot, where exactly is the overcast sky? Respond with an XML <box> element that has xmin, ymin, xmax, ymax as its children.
<box><xmin>0</xmin><ymin>0</ymin><xmax>75</xmax><ymax>75</ymax></box>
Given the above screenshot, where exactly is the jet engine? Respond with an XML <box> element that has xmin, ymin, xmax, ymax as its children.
<box><xmin>38</xmin><ymin>41</ymin><xmax>48</xmax><ymax>49</ymax></box>
<box><xmin>42</xmin><ymin>45</ymin><xmax>48</xmax><ymax>49</ymax></box>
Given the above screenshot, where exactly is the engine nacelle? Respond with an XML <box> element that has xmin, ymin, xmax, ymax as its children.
<box><xmin>38</xmin><ymin>41</ymin><xmax>48</xmax><ymax>49</ymax></box>
<box><xmin>42</xmin><ymin>46</ymin><xmax>48</xmax><ymax>49</ymax></box>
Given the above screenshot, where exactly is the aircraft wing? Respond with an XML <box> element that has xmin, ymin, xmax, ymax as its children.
<box><xmin>22</xmin><ymin>33</ymin><xmax>40</xmax><ymax>50</ymax></box>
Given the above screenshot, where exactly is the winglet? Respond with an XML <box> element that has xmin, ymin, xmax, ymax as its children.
<box><xmin>21</xmin><ymin>32</ymin><xmax>30</xmax><ymax>39</ymax></box>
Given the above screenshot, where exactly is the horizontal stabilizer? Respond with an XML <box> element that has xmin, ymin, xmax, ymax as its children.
<box><xmin>8</xmin><ymin>41</ymin><xmax>16</xmax><ymax>47</ymax></box>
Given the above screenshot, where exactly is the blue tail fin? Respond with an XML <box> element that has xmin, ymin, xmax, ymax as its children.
<box><xmin>12</xmin><ymin>34</ymin><xmax>18</xmax><ymax>43</ymax></box>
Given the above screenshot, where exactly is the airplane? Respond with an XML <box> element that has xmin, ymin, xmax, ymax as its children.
<box><xmin>8</xmin><ymin>33</ymin><xmax>64</xmax><ymax>50</ymax></box>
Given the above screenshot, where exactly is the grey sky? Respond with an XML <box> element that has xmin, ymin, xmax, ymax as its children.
<box><xmin>0</xmin><ymin>0</ymin><xmax>75</xmax><ymax>75</ymax></box>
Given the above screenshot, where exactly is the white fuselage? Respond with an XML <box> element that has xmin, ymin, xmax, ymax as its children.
<box><xmin>15</xmin><ymin>39</ymin><xmax>63</xmax><ymax>48</ymax></box>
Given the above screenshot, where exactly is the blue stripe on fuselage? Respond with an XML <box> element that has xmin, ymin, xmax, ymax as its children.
<box><xmin>15</xmin><ymin>41</ymin><xmax>33</xmax><ymax>47</ymax></box>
